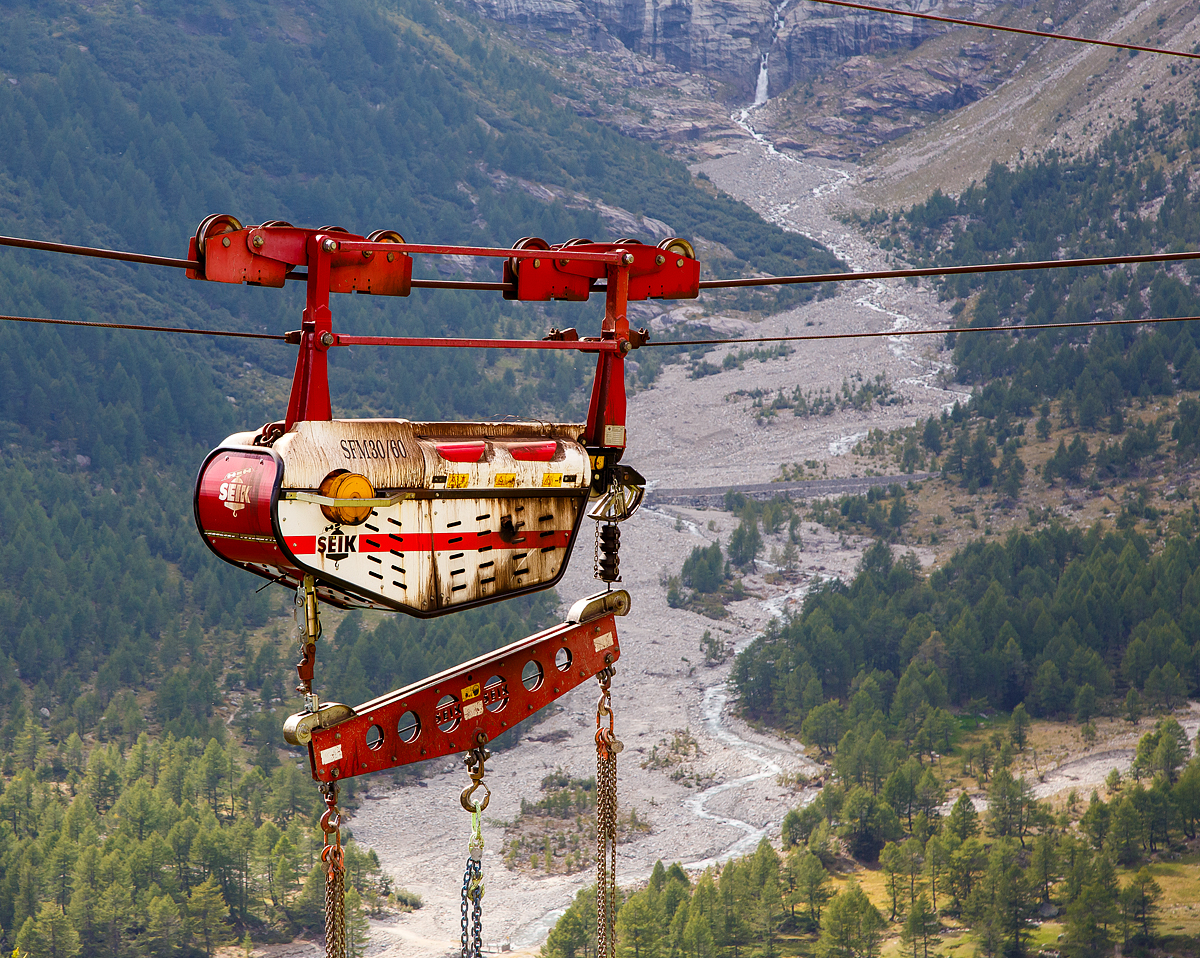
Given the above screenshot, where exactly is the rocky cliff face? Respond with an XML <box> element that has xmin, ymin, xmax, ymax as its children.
<box><xmin>768</xmin><ymin>5</ymin><xmax>941</xmax><ymax>94</ymax></box>
<box><xmin>466</xmin><ymin>0</ymin><xmax>986</xmax><ymax>99</ymax></box>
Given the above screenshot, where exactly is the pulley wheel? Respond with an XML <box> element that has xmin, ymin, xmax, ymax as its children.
<box><xmin>194</xmin><ymin>213</ymin><xmax>243</xmax><ymax>271</ymax></box>
<box><xmin>367</xmin><ymin>229</ymin><xmax>406</xmax><ymax>244</ymax></box>
<box><xmin>508</xmin><ymin>236</ymin><xmax>549</xmax><ymax>275</ymax></box>
<box><xmin>658</xmin><ymin>237</ymin><xmax>696</xmax><ymax>260</ymax></box>
<box><xmin>587</xmin><ymin>464</ymin><xmax>646</xmax><ymax>522</ymax></box>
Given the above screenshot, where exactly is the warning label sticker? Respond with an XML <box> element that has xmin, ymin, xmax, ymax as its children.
<box><xmin>463</xmin><ymin>701</ymin><xmax>485</xmax><ymax>721</ymax></box>
<box><xmin>319</xmin><ymin>744</ymin><xmax>343</xmax><ymax>766</ymax></box>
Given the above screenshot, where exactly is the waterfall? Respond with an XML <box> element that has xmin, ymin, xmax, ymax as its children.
<box><xmin>753</xmin><ymin>52</ymin><xmax>770</xmax><ymax>107</ymax></box>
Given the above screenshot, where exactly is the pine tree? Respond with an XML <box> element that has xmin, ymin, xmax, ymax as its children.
<box><xmin>1118</xmin><ymin>868</ymin><xmax>1162</xmax><ymax>944</ymax></box>
<box><xmin>15</xmin><ymin>901</ymin><xmax>81</xmax><ymax>958</ymax></box>
<box><xmin>945</xmin><ymin>792</ymin><xmax>979</xmax><ymax>842</ymax></box>
<box><xmin>819</xmin><ymin>882</ymin><xmax>884</xmax><ymax>958</ymax></box>
<box><xmin>617</xmin><ymin>889</ymin><xmax>662</xmax><ymax>958</ymax></box>
<box><xmin>187</xmin><ymin>876</ymin><xmax>232</xmax><ymax>958</ymax></box>
<box><xmin>346</xmin><ymin>886</ymin><xmax>371</xmax><ymax>958</ymax></box>
<box><xmin>1009</xmin><ymin>704</ymin><xmax>1030</xmax><ymax>752</ymax></box>
<box><xmin>794</xmin><ymin>850</ymin><xmax>832</xmax><ymax>928</ymax></box>
<box><xmin>901</xmin><ymin>894</ymin><xmax>939</xmax><ymax>958</ymax></box>
<box><xmin>143</xmin><ymin>895</ymin><xmax>183</xmax><ymax>958</ymax></box>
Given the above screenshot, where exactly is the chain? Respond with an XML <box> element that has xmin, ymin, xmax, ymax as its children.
<box><xmin>595</xmin><ymin>662</ymin><xmax>621</xmax><ymax>958</ymax></box>
<box><xmin>320</xmin><ymin>783</ymin><xmax>346</xmax><ymax>958</ymax></box>
<box><xmin>461</xmin><ymin>740</ymin><xmax>489</xmax><ymax>958</ymax></box>
<box><xmin>593</xmin><ymin>521</ymin><xmax>602</xmax><ymax>580</ymax></box>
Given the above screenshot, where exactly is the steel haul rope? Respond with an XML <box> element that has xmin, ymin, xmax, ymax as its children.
<box><xmin>595</xmin><ymin>666</ymin><xmax>621</xmax><ymax>958</ymax></box>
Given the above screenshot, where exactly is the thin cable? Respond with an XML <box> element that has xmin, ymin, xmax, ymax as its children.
<box><xmin>803</xmin><ymin>0</ymin><xmax>1200</xmax><ymax>61</ymax></box>
<box><xmin>698</xmin><ymin>249</ymin><xmax>1200</xmax><ymax>290</ymax></box>
<box><xmin>0</xmin><ymin>312</ymin><xmax>286</xmax><ymax>340</ymax></box>
<box><xmin>646</xmin><ymin>314</ymin><xmax>1200</xmax><ymax>347</ymax></box>
<box><xmin>0</xmin><ymin>233</ymin><xmax>198</xmax><ymax>270</ymax></box>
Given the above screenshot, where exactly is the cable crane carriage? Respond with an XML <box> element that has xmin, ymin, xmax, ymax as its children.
<box><xmin>186</xmin><ymin>214</ymin><xmax>700</xmax><ymax>784</ymax></box>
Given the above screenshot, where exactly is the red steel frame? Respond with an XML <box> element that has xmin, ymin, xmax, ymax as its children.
<box><xmin>190</xmin><ymin>223</ymin><xmax>700</xmax><ymax>452</ymax></box>
<box><xmin>188</xmin><ymin>221</ymin><xmax>698</xmax><ymax>773</ymax></box>
<box><xmin>280</xmin><ymin>235</ymin><xmax>637</xmax><ymax>451</ymax></box>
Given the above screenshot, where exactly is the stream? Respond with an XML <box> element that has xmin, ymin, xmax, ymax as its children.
<box><xmin>681</xmin><ymin>685</ymin><xmax>786</xmax><ymax>870</ymax></box>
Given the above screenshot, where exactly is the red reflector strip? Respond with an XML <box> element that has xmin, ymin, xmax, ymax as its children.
<box><xmin>509</xmin><ymin>441</ymin><xmax>558</xmax><ymax>461</ymax></box>
<box><xmin>435</xmin><ymin>441</ymin><xmax>486</xmax><ymax>462</ymax></box>
<box><xmin>284</xmin><ymin>531</ymin><xmax>572</xmax><ymax>555</ymax></box>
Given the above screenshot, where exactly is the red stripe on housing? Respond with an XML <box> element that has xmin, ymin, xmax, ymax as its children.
<box><xmin>285</xmin><ymin>530</ymin><xmax>572</xmax><ymax>555</ymax></box>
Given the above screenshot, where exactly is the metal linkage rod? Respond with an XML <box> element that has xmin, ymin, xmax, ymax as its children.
<box><xmin>334</xmin><ymin>333</ymin><xmax>619</xmax><ymax>351</ymax></box>
<box><xmin>802</xmin><ymin>0</ymin><xmax>1200</xmax><ymax>60</ymax></box>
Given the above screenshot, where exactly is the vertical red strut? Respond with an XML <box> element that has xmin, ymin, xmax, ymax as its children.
<box><xmin>284</xmin><ymin>235</ymin><xmax>335</xmax><ymax>429</ymax></box>
<box><xmin>584</xmin><ymin>262</ymin><xmax>630</xmax><ymax>453</ymax></box>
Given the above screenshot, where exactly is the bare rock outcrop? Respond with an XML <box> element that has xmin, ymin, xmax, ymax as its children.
<box><xmin>464</xmin><ymin>0</ymin><xmax>1008</xmax><ymax>99</ymax></box>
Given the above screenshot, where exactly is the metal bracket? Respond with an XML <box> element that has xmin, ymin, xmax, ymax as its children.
<box><xmin>283</xmin><ymin>701</ymin><xmax>358</xmax><ymax>746</ymax></box>
<box><xmin>283</xmin><ymin>490</ymin><xmax>414</xmax><ymax>509</ymax></box>
<box><xmin>587</xmin><ymin>465</ymin><xmax>645</xmax><ymax>522</ymax></box>
<box><xmin>567</xmin><ymin>589</ymin><xmax>631</xmax><ymax>624</ymax></box>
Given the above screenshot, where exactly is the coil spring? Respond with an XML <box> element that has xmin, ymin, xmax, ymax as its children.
<box><xmin>598</xmin><ymin>524</ymin><xmax>620</xmax><ymax>582</ymax></box>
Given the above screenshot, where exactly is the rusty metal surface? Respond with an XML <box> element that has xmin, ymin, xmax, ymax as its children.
<box><xmin>271</xmin><ymin>420</ymin><xmax>588</xmax><ymax>490</ymax></box>
<box><xmin>274</xmin><ymin>490</ymin><xmax>586</xmax><ymax>615</ymax></box>
<box><xmin>306</xmin><ymin>610</ymin><xmax>622</xmax><ymax>781</ymax></box>
<box><xmin>198</xmin><ymin>421</ymin><xmax>593</xmax><ymax>615</ymax></box>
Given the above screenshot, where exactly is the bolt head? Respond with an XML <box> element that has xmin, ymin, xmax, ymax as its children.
<box><xmin>320</xmin><ymin>332</ymin><xmax>334</xmax><ymax>346</ymax></box>
<box><xmin>622</xmin><ymin>252</ymin><xmax>634</xmax><ymax>265</ymax></box>
<box><xmin>655</xmin><ymin>254</ymin><xmax>665</xmax><ymax>265</ymax></box>
<box><xmin>677</xmin><ymin>258</ymin><xmax>685</xmax><ymax>267</ymax></box>
<box><xmin>252</xmin><ymin>235</ymin><xmax>264</xmax><ymax>249</ymax></box>
<box><xmin>533</xmin><ymin>258</ymin><xmax>541</xmax><ymax>268</ymax></box>
<box><xmin>362</xmin><ymin>249</ymin><xmax>373</xmax><ymax>259</ymax></box>
<box><xmin>221</xmin><ymin>236</ymin><xmax>231</xmax><ymax>247</ymax></box>
<box><xmin>322</xmin><ymin>238</ymin><xmax>337</xmax><ymax>252</ymax></box>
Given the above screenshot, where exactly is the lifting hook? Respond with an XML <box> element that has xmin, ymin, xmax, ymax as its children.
<box><xmin>460</xmin><ymin>732</ymin><xmax>492</xmax><ymax>813</ymax></box>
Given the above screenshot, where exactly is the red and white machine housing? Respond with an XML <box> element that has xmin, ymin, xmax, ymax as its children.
<box><xmin>195</xmin><ymin>420</ymin><xmax>590</xmax><ymax>615</ymax></box>
<box><xmin>189</xmin><ymin>218</ymin><xmax>698</xmax><ymax>618</ymax></box>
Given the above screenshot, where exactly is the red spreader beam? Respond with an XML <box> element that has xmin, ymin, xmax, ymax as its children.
<box><xmin>305</xmin><ymin>611</ymin><xmax>622</xmax><ymax>782</ymax></box>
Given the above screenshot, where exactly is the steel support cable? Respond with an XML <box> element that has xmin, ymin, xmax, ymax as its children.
<box><xmin>0</xmin><ymin>312</ymin><xmax>287</xmax><ymax>340</ymax></box>
<box><xmin>0</xmin><ymin>232</ymin><xmax>200</xmax><ymax>270</ymax></box>
<box><xmin>801</xmin><ymin>0</ymin><xmax>1200</xmax><ymax>61</ymax></box>
<box><xmin>6</xmin><ymin>230</ymin><xmax>1200</xmax><ymax>293</ymax></box>
<box><xmin>697</xmin><ymin>249</ymin><xmax>1200</xmax><ymax>290</ymax></box>
<box><xmin>645</xmin><ymin>314</ymin><xmax>1200</xmax><ymax>348</ymax></box>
